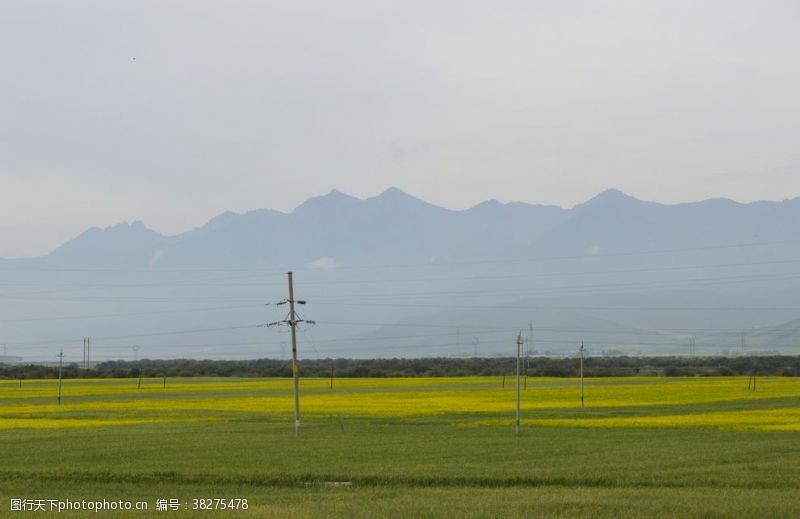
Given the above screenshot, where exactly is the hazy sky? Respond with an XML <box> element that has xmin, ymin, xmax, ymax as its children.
<box><xmin>2</xmin><ymin>1</ymin><xmax>799</xmax><ymax>257</ymax></box>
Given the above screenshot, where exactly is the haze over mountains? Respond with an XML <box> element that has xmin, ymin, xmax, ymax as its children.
<box><xmin>2</xmin><ymin>188</ymin><xmax>800</xmax><ymax>362</ymax></box>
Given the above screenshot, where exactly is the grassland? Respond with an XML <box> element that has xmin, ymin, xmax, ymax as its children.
<box><xmin>0</xmin><ymin>376</ymin><xmax>798</xmax><ymax>517</ymax></box>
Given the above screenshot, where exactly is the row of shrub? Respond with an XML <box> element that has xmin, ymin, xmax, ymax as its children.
<box><xmin>1</xmin><ymin>355</ymin><xmax>798</xmax><ymax>379</ymax></box>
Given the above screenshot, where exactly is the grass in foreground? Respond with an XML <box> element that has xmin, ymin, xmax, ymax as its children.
<box><xmin>0</xmin><ymin>376</ymin><xmax>798</xmax><ymax>517</ymax></box>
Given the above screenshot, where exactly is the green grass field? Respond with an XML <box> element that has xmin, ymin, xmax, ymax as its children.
<box><xmin>1</xmin><ymin>376</ymin><xmax>798</xmax><ymax>517</ymax></box>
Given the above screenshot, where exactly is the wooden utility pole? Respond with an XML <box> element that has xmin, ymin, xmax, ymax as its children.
<box><xmin>516</xmin><ymin>332</ymin><xmax>522</xmax><ymax>434</ymax></box>
<box><xmin>288</xmin><ymin>272</ymin><xmax>301</xmax><ymax>437</ymax></box>
<box><xmin>266</xmin><ymin>272</ymin><xmax>314</xmax><ymax>438</ymax></box>
<box><xmin>579</xmin><ymin>341</ymin><xmax>585</xmax><ymax>409</ymax></box>
<box><xmin>57</xmin><ymin>350</ymin><xmax>63</xmax><ymax>405</ymax></box>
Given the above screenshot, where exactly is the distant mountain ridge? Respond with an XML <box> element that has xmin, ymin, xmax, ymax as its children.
<box><xmin>21</xmin><ymin>188</ymin><xmax>800</xmax><ymax>269</ymax></box>
<box><xmin>2</xmin><ymin>187</ymin><xmax>800</xmax><ymax>360</ymax></box>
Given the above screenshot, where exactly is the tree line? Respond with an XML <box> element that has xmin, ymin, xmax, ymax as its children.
<box><xmin>1</xmin><ymin>355</ymin><xmax>798</xmax><ymax>379</ymax></box>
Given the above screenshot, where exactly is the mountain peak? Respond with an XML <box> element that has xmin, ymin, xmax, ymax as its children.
<box><xmin>379</xmin><ymin>186</ymin><xmax>404</xmax><ymax>195</ymax></box>
<box><xmin>575</xmin><ymin>189</ymin><xmax>644</xmax><ymax>210</ymax></box>
<box><xmin>46</xmin><ymin>220</ymin><xmax>163</xmax><ymax>263</ymax></box>
<box><xmin>374</xmin><ymin>186</ymin><xmax>415</xmax><ymax>200</ymax></box>
<box><xmin>326</xmin><ymin>188</ymin><xmax>355</xmax><ymax>199</ymax></box>
<box><xmin>591</xmin><ymin>188</ymin><xmax>636</xmax><ymax>202</ymax></box>
<box><xmin>293</xmin><ymin>189</ymin><xmax>361</xmax><ymax>214</ymax></box>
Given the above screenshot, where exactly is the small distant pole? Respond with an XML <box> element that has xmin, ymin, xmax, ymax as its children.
<box><xmin>137</xmin><ymin>369</ymin><xmax>142</xmax><ymax>390</ymax></box>
<box><xmin>528</xmin><ymin>320</ymin><xmax>533</xmax><ymax>370</ymax></box>
<box><xmin>502</xmin><ymin>374</ymin><xmax>505</xmax><ymax>389</ymax></box>
<box><xmin>87</xmin><ymin>337</ymin><xmax>90</xmax><ymax>369</ymax></box>
<box><xmin>689</xmin><ymin>336</ymin><xmax>695</xmax><ymax>356</ymax></box>
<box><xmin>57</xmin><ymin>350</ymin><xmax>64</xmax><ymax>405</ymax></box>
<box><xmin>740</xmin><ymin>332</ymin><xmax>745</xmax><ymax>355</ymax></box>
<box><xmin>330</xmin><ymin>365</ymin><xmax>334</xmax><ymax>390</ymax></box>
<box><xmin>163</xmin><ymin>376</ymin><xmax>166</xmax><ymax>390</ymax></box>
<box><xmin>19</xmin><ymin>377</ymin><xmax>22</xmax><ymax>388</ymax></box>
<box><xmin>515</xmin><ymin>332</ymin><xmax>522</xmax><ymax>434</ymax></box>
<box><xmin>579</xmin><ymin>341</ymin><xmax>585</xmax><ymax>409</ymax></box>
<box><xmin>83</xmin><ymin>338</ymin><xmax>86</xmax><ymax>369</ymax></box>
<box><xmin>523</xmin><ymin>339</ymin><xmax>528</xmax><ymax>391</ymax></box>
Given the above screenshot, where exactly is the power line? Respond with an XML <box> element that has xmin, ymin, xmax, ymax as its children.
<box><xmin>3</xmin><ymin>237</ymin><xmax>799</xmax><ymax>273</ymax></box>
<box><xmin>0</xmin><ymin>304</ymin><xmax>260</xmax><ymax>324</ymax></box>
<box><xmin>5</xmin><ymin>257</ymin><xmax>800</xmax><ymax>288</ymax></box>
<box><xmin>6</xmin><ymin>324</ymin><xmax>259</xmax><ymax>348</ymax></box>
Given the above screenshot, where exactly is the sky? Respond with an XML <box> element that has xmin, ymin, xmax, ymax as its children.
<box><xmin>2</xmin><ymin>0</ymin><xmax>800</xmax><ymax>258</ymax></box>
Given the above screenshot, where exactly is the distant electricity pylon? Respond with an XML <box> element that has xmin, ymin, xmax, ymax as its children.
<box><xmin>579</xmin><ymin>341</ymin><xmax>585</xmax><ymax>409</ymax></box>
<box><xmin>266</xmin><ymin>272</ymin><xmax>314</xmax><ymax>437</ymax></box>
<box><xmin>83</xmin><ymin>337</ymin><xmax>90</xmax><ymax>369</ymax></box>
<box><xmin>515</xmin><ymin>332</ymin><xmax>522</xmax><ymax>434</ymax></box>
<box><xmin>57</xmin><ymin>350</ymin><xmax>64</xmax><ymax>405</ymax></box>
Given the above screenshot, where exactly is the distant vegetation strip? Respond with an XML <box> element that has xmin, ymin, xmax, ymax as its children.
<box><xmin>1</xmin><ymin>355</ymin><xmax>798</xmax><ymax>379</ymax></box>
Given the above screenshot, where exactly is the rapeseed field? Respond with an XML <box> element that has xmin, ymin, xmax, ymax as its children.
<box><xmin>1</xmin><ymin>376</ymin><xmax>798</xmax><ymax>517</ymax></box>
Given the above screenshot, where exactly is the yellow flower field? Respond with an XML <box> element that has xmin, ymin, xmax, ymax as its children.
<box><xmin>0</xmin><ymin>376</ymin><xmax>797</xmax><ymax>431</ymax></box>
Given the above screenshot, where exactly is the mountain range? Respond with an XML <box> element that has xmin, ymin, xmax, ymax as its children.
<box><xmin>2</xmin><ymin>188</ymin><xmax>800</xmax><ymax>361</ymax></box>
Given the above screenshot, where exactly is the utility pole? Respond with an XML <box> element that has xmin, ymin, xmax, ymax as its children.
<box><xmin>83</xmin><ymin>338</ymin><xmax>86</xmax><ymax>369</ymax></box>
<box><xmin>266</xmin><ymin>272</ymin><xmax>314</xmax><ymax>438</ymax></box>
<box><xmin>528</xmin><ymin>321</ymin><xmax>533</xmax><ymax>367</ymax></box>
<box><xmin>526</xmin><ymin>321</ymin><xmax>533</xmax><ymax>389</ymax></box>
<box><xmin>287</xmin><ymin>273</ymin><xmax>301</xmax><ymax>437</ymax></box>
<box><xmin>740</xmin><ymin>332</ymin><xmax>745</xmax><ymax>355</ymax></box>
<box><xmin>689</xmin><ymin>336</ymin><xmax>696</xmax><ymax>356</ymax></box>
<box><xmin>57</xmin><ymin>350</ymin><xmax>63</xmax><ymax>405</ymax></box>
<box><xmin>516</xmin><ymin>332</ymin><xmax>522</xmax><ymax>435</ymax></box>
<box><xmin>87</xmin><ymin>337</ymin><xmax>90</xmax><ymax>369</ymax></box>
<box><xmin>579</xmin><ymin>341</ymin><xmax>585</xmax><ymax>409</ymax></box>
